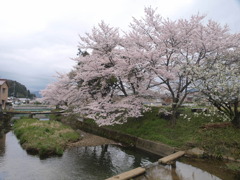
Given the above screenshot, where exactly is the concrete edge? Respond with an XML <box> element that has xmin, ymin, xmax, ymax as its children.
<box><xmin>62</xmin><ymin>119</ymin><xmax>175</xmax><ymax>157</ymax></box>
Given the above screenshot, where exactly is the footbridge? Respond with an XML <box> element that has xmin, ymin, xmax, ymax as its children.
<box><xmin>4</xmin><ymin>105</ymin><xmax>65</xmax><ymax>118</ymax></box>
<box><xmin>4</xmin><ymin>110</ymin><xmax>65</xmax><ymax>118</ymax></box>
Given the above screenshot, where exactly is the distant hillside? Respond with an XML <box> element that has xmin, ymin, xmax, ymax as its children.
<box><xmin>32</xmin><ymin>91</ymin><xmax>42</xmax><ymax>98</ymax></box>
<box><xmin>7</xmin><ymin>80</ymin><xmax>36</xmax><ymax>99</ymax></box>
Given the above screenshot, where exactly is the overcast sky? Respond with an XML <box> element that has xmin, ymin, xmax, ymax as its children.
<box><xmin>0</xmin><ymin>0</ymin><xmax>240</xmax><ymax>92</ymax></box>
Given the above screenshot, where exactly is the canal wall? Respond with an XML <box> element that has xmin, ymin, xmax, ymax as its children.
<box><xmin>62</xmin><ymin>119</ymin><xmax>175</xmax><ymax>157</ymax></box>
<box><xmin>0</xmin><ymin>113</ymin><xmax>12</xmax><ymax>136</ymax></box>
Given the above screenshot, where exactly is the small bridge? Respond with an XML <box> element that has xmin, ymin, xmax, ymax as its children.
<box><xmin>4</xmin><ymin>110</ymin><xmax>65</xmax><ymax>118</ymax></box>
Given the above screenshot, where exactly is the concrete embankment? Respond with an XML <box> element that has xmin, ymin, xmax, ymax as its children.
<box><xmin>62</xmin><ymin>119</ymin><xmax>175</xmax><ymax>157</ymax></box>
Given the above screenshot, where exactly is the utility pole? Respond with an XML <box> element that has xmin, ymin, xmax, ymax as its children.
<box><xmin>0</xmin><ymin>104</ymin><xmax>2</xmax><ymax>120</ymax></box>
<box><xmin>13</xmin><ymin>81</ymin><xmax>16</xmax><ymax>97</ymax></box>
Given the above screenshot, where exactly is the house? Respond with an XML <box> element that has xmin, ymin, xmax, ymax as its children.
<box><xmin>0</xmin><ymin>79</ymin><xmax>9</xmax><ymax>109</ymax></box>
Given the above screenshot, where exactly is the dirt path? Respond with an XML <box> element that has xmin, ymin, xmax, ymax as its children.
<box><xmin>68</xmin><ymin>130</ymin><xmax>118</xmax><ymax>148</ymax></box>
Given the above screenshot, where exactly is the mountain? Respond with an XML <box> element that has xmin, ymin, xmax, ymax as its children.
<box><xmin>7</xmin><ymin>80</ymin><xmax>36</xmax><ymax>99</ymax></box>
<box><xmin>32</xmin><ymin>91</ymin><xmax>42</xmax><ymax>98</ymax></box>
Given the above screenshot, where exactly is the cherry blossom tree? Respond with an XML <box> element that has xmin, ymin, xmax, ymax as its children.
<box><xmin>42</xmin><ymin>21</ymin><xmax>153</xmax><ymax>125</ymax></box>
<box><xmin>40</xmin><ymin>73</ymin><xmax>75</xmax><ymax>108</ymax></box>
<box><xmin>192</xmin><ymin>50</ymin><xmax>240</xmax><ymax>128</ymax></box>
<box><xmin>124</xmin><ymin>7</ymin><xmax>240</xmax><ymax>124</ymax></box>
<box><xmin>42</xmin><ymin>7</ymin><xmax>240</xmax><ymax>126</ymax></box>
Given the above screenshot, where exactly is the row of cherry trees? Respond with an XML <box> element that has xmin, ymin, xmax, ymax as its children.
<box><xmin>41</xmin><ymin>7</ymin><xmax>240</xmax><ymax>127</ymax></box>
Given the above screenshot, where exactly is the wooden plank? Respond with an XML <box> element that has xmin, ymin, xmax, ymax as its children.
<box><xmin>158</xmin><ymin>151</ymin><xmax>185</xmax><ymax>164</ymax></box>
<box><xmin>106</xmin><ymin>167</ymin><xmax>146</xmax><ymax>180</ymax></box>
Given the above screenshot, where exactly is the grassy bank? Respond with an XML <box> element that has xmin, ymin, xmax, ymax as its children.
<box><xmin>13</xmin><ymin>118</ymin><xmax>80</xmax><ymax>158</ymax></box>
<box><xmin>102</xmin><ymin>107</ymin><xmax>240</xmax><ymax>160</ymax></box>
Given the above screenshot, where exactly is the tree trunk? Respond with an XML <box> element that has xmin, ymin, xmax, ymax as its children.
<box><xmin>171</xmin><ymin>109</ymin><xmax>177</xmax><ymax>126</ymax></box>
<box><xmin>232</xmin><ymin>112</ymin><xmax>240</xmax><ymax>128</ymax></box>
<box><xmin>170</xmin><ymin>101</ymin><xmax>178</xmax><ymax>126</ymax></box>
<box><xmin>170</xmin><ymin>97</ymin><xmax>179</xmax><ymax>126</ymax></box>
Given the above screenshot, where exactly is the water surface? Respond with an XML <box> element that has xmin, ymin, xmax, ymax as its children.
<box><xmin>0</xmin><ymin>132</ymin><xmax>158</xmax><ymax>180</ymax></box>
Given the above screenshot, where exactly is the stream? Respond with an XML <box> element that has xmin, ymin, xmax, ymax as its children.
<box><xmin>0</xmin><ymin>131</ymin><xmax>157</xmax><ymax>180</ymax></box>
<box><xmin>0</xmin><ymin>131</ymin><xmax>238</xmax><ymax>180</ymax></box>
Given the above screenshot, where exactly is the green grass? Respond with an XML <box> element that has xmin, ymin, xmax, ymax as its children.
<box><xmin>226</xmin><ymin>162</ymin><xmax>240</xmax><ymax>172</ymax></box>
<box><xmin>13</xmin><ymin>117</ymin><xmax>80</xmax><ymax>158</ymax></box>
<box><xmin>49</xmin><ymin>109</ymin><xmax>65</xmax><ymax>121</ymax></box>
<box><xmin>103</xmin><ymin>107</ymin><xmax>240</xmax><ymax>159</ymax></box>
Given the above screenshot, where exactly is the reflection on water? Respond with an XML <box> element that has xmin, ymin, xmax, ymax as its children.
<box><xmin>0</xmin><ymin>132</ymin><xmax>157</xmax><ymax>180</ymax></box>
<box><xmin>179</xmin><ymin>158</ymin><xmax>239</xmax><ymax>180</ymax></box>
<box><xmin>0</xmin><ymin>134</ymin><xmax>5</xmax><ymax>156</ymax></box>
<box><xmin>136</xmin><ymin>162</ymin><xmax>222</xmax><ymax>180</ymax></box>
<box><xmin>135</xmin><ymin>159</ymin><xmax>239</xmax><ymax>180</ymax></box>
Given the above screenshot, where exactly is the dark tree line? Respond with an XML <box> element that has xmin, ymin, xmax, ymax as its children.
<box><xmin>7</xmin><ymin>80</ymin><xmax>36</xmax><ymax>99</ymax></box>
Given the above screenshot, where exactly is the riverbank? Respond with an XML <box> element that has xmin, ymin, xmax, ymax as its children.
<box><xmin>68</xmin><ymin>129</ymin><xmax>118</xmax><ymax>148</ymax></box>
<box><xmin>104</xmin><ymin>107</ymin><xmax>240</xmax><ymax>159</ymax></box>
<box><xmin>13</xmin><ymin>117</ymin><xmax>118</xmax><ymax>158</ymax></box>
<box><xmin>0</xmin><ymin>113</ymin><xmax>12</xmax><ymax>135</ymax></box>
<box><xmin>80</xmin><ymin>106</ymin><xmax>240</xmax><ymax>173</ymax></box>
<box><xmin>13</xmin><ymin>118</ymin><xmax>80</xmax><ymax>158</ymax></box>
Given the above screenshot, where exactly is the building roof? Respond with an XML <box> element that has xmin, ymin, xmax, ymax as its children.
<box><xmin>0</xmin><ymin>79</ymin><xmax>9</xmax><ymax>87</ymax></box>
